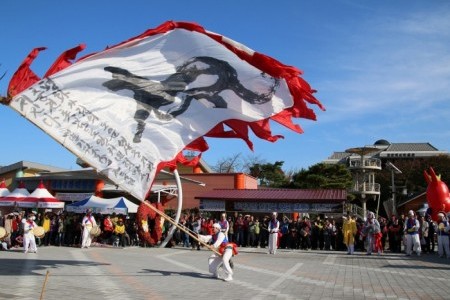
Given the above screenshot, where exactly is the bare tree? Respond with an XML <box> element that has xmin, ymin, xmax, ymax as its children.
<box><xmin>211</xmin><ymin>153</ymin><xmax>269</xmax><ymax>173</ymax></box>
<box><xmin>212</xmin><ymin>153</ymin><xmax>243</xmax><ymax>173</ymax></box>
<box><xmin>241</xmin><ymin>154</ymin><xmax>266</xmax><ymax>173</ymax></box>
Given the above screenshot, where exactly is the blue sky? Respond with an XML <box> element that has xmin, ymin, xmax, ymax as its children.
<box><xmin>1</xmin><ymin>1</ymin><xmax>449</xmax><ymax>172</ymax></box>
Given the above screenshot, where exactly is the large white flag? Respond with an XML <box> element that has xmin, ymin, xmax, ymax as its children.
<box><xmin>6</xmin><ymin>21</ymin><xmax>324</xmax><ymax>201</ymax></box>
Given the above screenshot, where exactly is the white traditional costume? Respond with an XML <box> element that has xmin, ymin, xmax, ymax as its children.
<box><xmin>81</xmin><ymin>210</ymin><xmax>97</xmax><ymax>248</ymax></box>
<box><xmin>436</xmin><ymin>212</ymin><xmax>450</xmax><ymax>258</ymax></box>
<box><xmin>404</xmin><ymin>210</ymin><xmax>421</xmax><ymax>256</ymax></box>
<box><xmin>268</xmin><ymin>212</ymin><xmax>280</xmax><ymax>255</ymax></box>
<box><xmin>23</xmin><ymin>213</ymin><xmax>38</xmax><ymax>254</ymax></box>
<box><xmin>219</xmin><ymin>213</ymin><xmax>230</xmax><ymax>236</ymax></box>
<box><xmin>364</xmin><ymin>211</ymin><xmax>382</xmax><ymax>255</ymax></box>
<box><xmin>198</xmin><ymin>223</ymin><xmax>238</xmax><ymax>282</ymax></box>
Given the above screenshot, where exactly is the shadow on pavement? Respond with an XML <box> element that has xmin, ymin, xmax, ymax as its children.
<box><xmin>0</xmin><ymin>258</ymin><xmax>110</xmax><ymax>276</ymax></box>
<box><xmin>140</xmin><ymin>268</ymin><xmax>214</xmax><ymax>280</ymax></box>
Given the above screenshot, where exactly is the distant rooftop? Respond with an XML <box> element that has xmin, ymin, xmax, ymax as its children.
<box><xmin>383</xmin><ymin>143</ymin><xmax>438</xmax><ymax>152</ymax></box>
<box><xmin>0</xmin><ymin>161</ymin><xmax>68</xmax><ymax>175</ymax></box>
<box><xmin>323</xmin><ymin>140</ymin><xmax>448</xmax><ymax>164</ymax></box>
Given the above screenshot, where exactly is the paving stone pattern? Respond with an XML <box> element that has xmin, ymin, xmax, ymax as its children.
<box><xmin>0</xmin><ymin>246</ymin><xmax>449</xmax><ymax>300</ymax></box>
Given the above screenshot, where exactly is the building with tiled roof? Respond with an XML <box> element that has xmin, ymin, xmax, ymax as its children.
<box><xmin>196</xmin><ymin>188</ymin><xmax>347</xmax><ymax>214</ymax></box>
<box><xmin>323</xmin><ymin>140</ymin><xmax>448</xmax><ymax>218</ymax></box>
<box><xmin>323</xmin><ymin>140</ymin><xmax>448</xmax><ymax>164</ymax></box>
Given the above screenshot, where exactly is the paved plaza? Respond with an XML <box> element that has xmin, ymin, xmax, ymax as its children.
<box><xmin>0</xmin><ymin>245</ymin><xmax>449</xmax><ymax>300</ymax></box>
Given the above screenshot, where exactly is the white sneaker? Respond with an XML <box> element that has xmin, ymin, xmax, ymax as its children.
<box><xmin>223</xmin><ymin>276</ymin><xmax>233</xmax><ymax>282</ymax></box>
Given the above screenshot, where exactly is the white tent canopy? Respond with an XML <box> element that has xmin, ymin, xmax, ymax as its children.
<box><xmin>66</xmin><ymin>195</ymin><xmax>138</xmax><ymax>214</ymax></box>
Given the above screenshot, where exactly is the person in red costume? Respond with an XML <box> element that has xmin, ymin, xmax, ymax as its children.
<box><xmin>103</xmin><ymin>214</ymin><xmax>114</xmax><ymax>243</ymax></box>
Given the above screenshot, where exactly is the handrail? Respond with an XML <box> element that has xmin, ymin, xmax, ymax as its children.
<box><xmin>348</xmin><ymin>157</ymin><xmax>381</xmax><ymax>169</ymax></box>
<box><xmin>343</xmin><ymin>203</ymin><xmax>365</xmax><ymax>219</ymax></box>
<box><xmin>351</xmin><ymin>182</ymin><xmax>380</xmax><ymax>193</ymax></box>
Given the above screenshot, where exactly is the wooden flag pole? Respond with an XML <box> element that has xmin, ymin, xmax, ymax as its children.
<box><xmin>39</xmin><ymin>270</ymin><xmax>50</xmax><ymax>300</ymax></box>
<box><xmin>91</xmin><ymin>169</ymin><xmax>221</xmax><ymax>256</ymax></box>
<box><xmin>141</xmin><ymin>200</ymin><xmax>222</xmax><ymax>256</ymax></box>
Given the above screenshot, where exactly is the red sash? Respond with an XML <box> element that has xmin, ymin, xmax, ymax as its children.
<box><xmin>218</xmin><ymin>242</ymin><xmax>238</xmax><ymax>256</ymax></box>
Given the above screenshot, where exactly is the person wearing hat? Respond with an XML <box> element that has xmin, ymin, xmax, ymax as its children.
<box><xmin>436</xmin><ymin>212</ymin><xmax>450</xmax><ymax>258</ymax></box>
<box><xmin>219</xmin><ymin>213</ymin><xmax>229</xmax><ymax>237</ymax></box>
<box><xmin>404</xmin><ymin>210</ymin><xmax>421</xmax><ymax>256</ymax></box>
<box><xmin>198</xmin><ymin>223</ymin><xmax>238</xmax><ymax>282</ymax></box>
<box><xmin>81</xmin><ymin>209</ymin><xmax>97</xmax><ymax>249</ymax></box>
<box><xmin>23</xmin><ymin>212</ymin><xmax>38</xmax><ymax>254</ymax></box>
<box><xmin>363</xmin><ymin>211</ymin><xmax>382</xmax><ymax>255</ymax></box>
<box><xmin>268</xmin><ymin>212</ymin><xmax>280</xmax><ymax>255</ymax></box>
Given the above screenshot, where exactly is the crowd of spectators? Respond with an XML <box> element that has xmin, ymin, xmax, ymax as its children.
<box><xmin>1</xmin><ymin>209</ymin><xmax>447</xmax><ymax>258</ymax></box>
<box><xmin>168</xmin><ymin>211</ymin><xmax>444</xmax><ymax>256</ymax></box>
<box><xmin>0</xmin><ymin>211</ymin><xmax>139</xmax><ymax>249</ymax></box>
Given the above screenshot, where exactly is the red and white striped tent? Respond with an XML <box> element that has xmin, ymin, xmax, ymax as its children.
<box><xmin>0</xmin><ymin>181</ymin><xmax>32</xmax><ymax>207</ymax></box>
<box><xmin>0</xmin><ymin>180</ymin><xmax>10</xmax><ymax>197</ymax></box>
<box><xmin>0</xmin><ymin>180</ymin><xmax>12</xmax><ymax>206</ymax></box>
<box><xmin>24</xmin><ymin>181</ymin><xmax>65</xmax><ymax>209</ymax></box>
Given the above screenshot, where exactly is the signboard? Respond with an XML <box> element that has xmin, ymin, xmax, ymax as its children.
<box><xmin>55</xmin><ymin>193</ymin><xmax>93</xmax><ymax>202</ymax></box>
<box><xmin>199</xmin><ymin>200</ymin><xmax>225</xmax><ymax>211</ymax></box>
<box><xmin>233</xmin><ymin>202</ymin><xmax>342</xmax><ymax>213</ymax></box>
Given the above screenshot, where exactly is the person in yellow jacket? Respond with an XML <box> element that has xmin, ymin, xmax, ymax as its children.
<box><xmin>342</xmin><ymin>214</ymin><xmax>357</xmax><ymax>255</ymax></box>
<box><xmin>41</xmin><ymin>213</ymin><xmax>51</xmax><ymax>246</ymax></box>
<box><xmin>113</xmin><ymin>219</ymin><xmax>126</xmax><ymax>247</ymax></box>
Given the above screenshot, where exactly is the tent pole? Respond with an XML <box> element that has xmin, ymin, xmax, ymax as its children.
<box><xmin>159</xmin><ymin>169</ymin><xmax>183</xmax><ymax>248</ymax></box>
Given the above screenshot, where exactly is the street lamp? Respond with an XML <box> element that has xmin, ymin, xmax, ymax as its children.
<box><xmin>385</xmin><ymin>161</ymin><xmax>402</xmax><ymax>216</ymax></box>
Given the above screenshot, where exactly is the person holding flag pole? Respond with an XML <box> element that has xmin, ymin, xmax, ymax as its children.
<box><xmin>198</xmin><ymin>223</ymin><xmax>238</xmax><ymax>282</ymax></box>
<box><xmin>139</xmin><ymin>200</ymin><xmax>236</xmax><ymax>280</ymax></box>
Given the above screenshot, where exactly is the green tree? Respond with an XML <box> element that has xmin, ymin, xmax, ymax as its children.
<box><xmin>289</xmin><ymin>163</ymin><xmax>353</xmax><ymax>190</ymax></box>
<box><xmin>249</xmin><ymin>161</ymin><xmax>289</xmax><ymax>187</ymax></box>
<box><xmin>377</xmin><ymin>155</ymin><xmax>450</xmax><ymax>204</ymax></box>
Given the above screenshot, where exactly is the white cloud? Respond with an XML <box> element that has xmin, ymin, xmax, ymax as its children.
<box><xmin>313</xmin><ymin>6</ymin><xmax>450</xmax><ymax>128</ymax></box>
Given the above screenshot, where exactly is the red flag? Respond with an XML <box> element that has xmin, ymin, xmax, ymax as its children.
<box><xmin>6</xmin><ymin>21</ymin><xmax>324</xmax><ymax>201</ymax></box>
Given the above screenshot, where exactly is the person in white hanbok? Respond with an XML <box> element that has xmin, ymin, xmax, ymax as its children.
<box><xmin>198</xmin><ymin>223</ymin><xmax>238</xmax><ymax>282</ymax></box>
<box><xmin>268</xmin><ymin>212</ymin><xmax>280</xmax><ymax>254</ymax></box>
<box><xmin>404</xmin><ymin>210</ymin><xmax>421</xmax><ymax>256</ymax></box>
<box><xmin>23</xmin><ymin>213</ymin><xmax>38</xmax><ymax>254</ymax></box>
<box><xmin>436</xmin><ymin>212</ymin><xmax>450</xmax><ymax>258</ymax></box>
<box><xmin>81</xmin><ymin>209</ymin><xmax>97</xmax><ymax>249</ymax></box>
